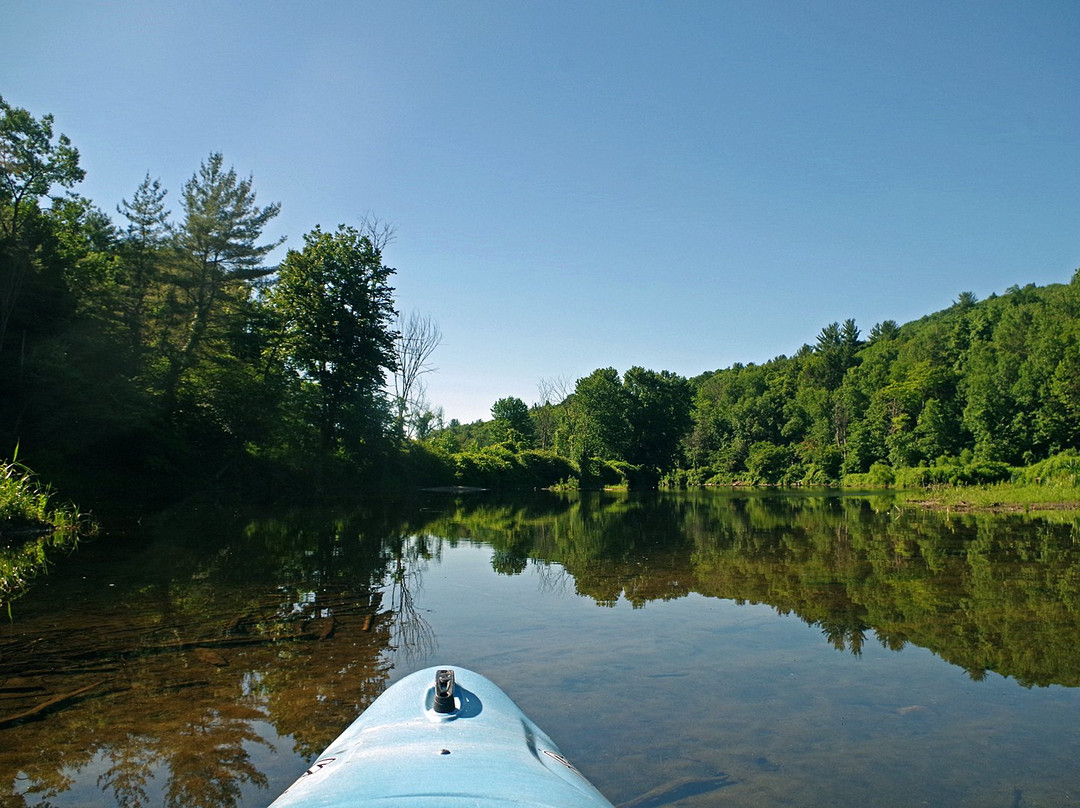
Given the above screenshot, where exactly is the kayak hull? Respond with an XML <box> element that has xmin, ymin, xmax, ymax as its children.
<box><xmin>268</xmin><ymin>665</ymin><xmax>614</xmax><ymax>808</ymax></box>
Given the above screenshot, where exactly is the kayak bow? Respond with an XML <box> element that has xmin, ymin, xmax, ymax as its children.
<box><xmin>268</xmin><ymin>665</ymin><xmax>615</xmax><ymax>807</ymax></box>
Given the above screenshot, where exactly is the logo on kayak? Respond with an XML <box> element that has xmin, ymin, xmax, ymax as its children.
<box><xmin>301</xmin><ymin>757</ymin><xmax>337</xmax><ymax>777</ymax></box>
<box><xmin>542</xmin><ymin>750</ymin><xmax>581</xmax><ymax>775</ymax></box>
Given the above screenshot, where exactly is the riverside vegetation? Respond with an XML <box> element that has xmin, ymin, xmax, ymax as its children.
<box><xmin>0</xmin><ymin>454</ymin><xmax>94</xmax><ymax>612</ymax></box>
<box><xmin>2</xmin><ymin>94</ymin><xmax>1080</xmax><ymax>529</ymax></box>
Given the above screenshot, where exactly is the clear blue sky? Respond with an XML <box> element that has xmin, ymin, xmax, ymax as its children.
<box><xmin>5</xmin><ymin>1</ymin><xmax>1078</xmax><ymax>423</ymax></box>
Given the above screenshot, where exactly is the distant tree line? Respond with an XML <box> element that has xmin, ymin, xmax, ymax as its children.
<box><xmin>679</xmin><ymin>282</ymin><xmax>1080</xmax><ymax>485</ymax></box>
<box><xmin>433</xmin><ymin>281</ymin><xmax>1080</xmax><ymax>488</ymax></box>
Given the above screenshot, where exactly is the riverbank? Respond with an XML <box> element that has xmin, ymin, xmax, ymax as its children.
<box><xmin>1</xmin><ymin>460</ymin><xmax>96</xmax><ymax>612</ymax></box>
<box><xmin>901</xmin><ymin>482</ymin><xmax>1080</xmax><ymax>513</ymax></box>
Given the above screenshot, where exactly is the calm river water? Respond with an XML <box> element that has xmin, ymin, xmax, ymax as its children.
<box><xmin>2</xmin><ymin>489</ymin><xmax>1080</xmax><ymax>807</ymax></box>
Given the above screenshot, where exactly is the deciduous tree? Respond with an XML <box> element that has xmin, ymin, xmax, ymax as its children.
<box><xmin>267</xmin><ymin>225</ymin><xmax>397</xmax><ymax>452</ymax></box>
<box><xmin>0</xmin><ymin>95</ymin><xmax>84</xmax><ymax>353</ymax></box>
<box><xmin>391</xmin><ymin>310</ymin><xmax>442</xmax><ymax>439</ymax></box>
<box><xmin>623</xmin><ymin>366</ymin><xmax>692</xmax><ymax>472</ymax></box>
<box><xmin>491</xmin><ymin>396</ymin><xmax>534</xmax><ymax>448</ymax></box>
<box><xmin>533</xmin><ymin>376</ymin><xmax>570</xmax><ymax>450</ymax></box>
<box><xmin>570</xmin><ymin>367</ymin><xmax>631</xmax><ymax>462</ymax></box>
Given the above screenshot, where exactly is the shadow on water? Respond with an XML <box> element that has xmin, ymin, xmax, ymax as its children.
<box><xmin>1</xmin><ymin>489</ymin><xmax>1079</xmax><ymax>806</ymax></box>
<box><xmin>619</xmin><ymin>771</ymin><xmax>735</xmax><ymax>808</ymax></box>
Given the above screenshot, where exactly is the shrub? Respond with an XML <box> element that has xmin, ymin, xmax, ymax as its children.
<box><xmin>874</xmin><ymin>456</ymin><xmax>1013</xmax><ymax>489</ymax></box>
<box><xmin>868</xmin><ymin>461</ymin><xmax>896</xmax><ymax>487</ymax></box>
<box><xmin>592</xmin><ymin>459</ymin><xmax>627</xmax><ymax>488</ymax></box>
<box><xmin>518</xmin><ymin>451</ymin><xmax>578</xmax><ymax>488</ymax></box>
<box><xmin>1013</xmin><ymin>450</ymin><xmax>1080</xmax><ymax>487</ymax></box>
<box><xmin>607</xmin><ymin>461</ymin><xmax>659</xmax><ymax>490</ymax></box>
<box><xmin>843</xmin><ymin>462</ymin><xmax>895</xmax><ymax>489</ymax></box>
<box><xmin>454</xmin><ymin>448</ymin><xmax>516</xmax><ymax>488</ymax></box>
<box><xmin>451</xmin><ymin>447</ymin><xmax>580</xmax><ymax>490</ymax></box>
<box><xmin>663</xmin><ymin>467</ymin><xmax>712</xmax><ymax>487</ymax></box>
<box><xmin>745</xmin><ymin>441</ymin><xmax>794</xmax><ymax>484</ymax></box>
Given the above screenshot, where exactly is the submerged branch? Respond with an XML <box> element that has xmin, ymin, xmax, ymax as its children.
<box><xmin>0</xmin><ymin>680</ymin><xmax>107</xmax><ymax>728</ymax></box>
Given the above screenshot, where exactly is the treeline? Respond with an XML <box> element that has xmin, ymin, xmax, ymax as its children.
<box><xmin>4</xmin><ymin>94</ymin><xmax>1080</xmax><ymax>500</ymax></box>
<box><xmin>428</xmin><ymin>368</ymin><xmax>693</xmax><ymax>488</ymax></box>
<box><xmin>683</xmin><ymin>279</ymin><xmax>1080</xmax><ymax>486</ymax></box>
<box><xmin>434</xmin><ymin>277</ymin><xmax>1080</xmax><ymax>488</ymax></box>
<box><xmin>0</xmin><ymin>95</ymin><xmax>411</xmax><ymax>502</ymax></box>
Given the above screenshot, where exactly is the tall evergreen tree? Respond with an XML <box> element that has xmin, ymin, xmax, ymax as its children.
<box><xmin>163</xmin><ymin>153</ymin><xmax>282</xmax><ymax>404</ymax></box>
<box><xmin>116</xmin><ymin>174</ymin><xmax>172</xmax><ymax>361</ymax></box>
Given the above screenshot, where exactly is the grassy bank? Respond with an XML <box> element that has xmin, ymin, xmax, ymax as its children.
<box><xmin>1</xmin><ymin>459</ymin><xmax>96</xmax><ymax>613</ymax></box>
<box><xmin>854</xmin><ymin>451</ymin><xmax>1080</xmax><ymax>513</ymax></box>
<box><xmin>901</xmin><ymin>483</ymin><xmax>1080</xmax><ymax>512</ymax></box>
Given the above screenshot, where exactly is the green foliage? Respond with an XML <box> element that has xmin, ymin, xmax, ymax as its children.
<box><xmin>450</xmin><ymin>446</ymin><xmax>578</xmax><ymax>490</ymax></box>
<box><xmin>567</xmin><ymin>367</ymin><xmax>632</xmax><ymax>461</ymax></box>
<box><xmin>895</xmin><ymin>458</ymin><xmax>1012</xmax><ymax>488</ymax></box>
<box><xmin>867</xmin><ymin>461</ymin><xmax>895</xmax><ymax>487</ymax></box>
<box><xmin>490</xmin><ymin>396</ymin><xmax>535</xmax><ymax>448</ymax></box>
<box><xmin>518</xmin><ymin>450</ymin><xmax>577</xmax><ymax>488</ymax></box>
<box><xmin>623</xmin><ymin>366</ymin><xmax>692</xmax><ymax>471</ymax></box>
<box><xmin>0</xmin><ymin>93</ymin><xmax>84</xmax><ymax>241</ymax></box>
<box><xmin>266</xmin><ymin>225</ymin><xmax>397</xmax><ymax>454</ymax></box>
<box><xmin>0</xmin><ymin>98</ymin><xmax>413</xmax><ymax>501</ymax></box>
<box><xmin>1</xmin><ymin>458</ymin><xmax>95</xmax><ymax>609</ymax></box>
<box><xmin>1012</xmin><ymin>450</ymin><xmax>1080</xmax><ymax>487</ymax></box>
<box><xmin>846</xmin><ymin>456</ymin><xmax>1015</xmax><ymax>490</ymax></box>
<box><xmin>115</xmin><ymin>173</ymin><xmax>172</xmax><ymax>358</ymax></box>
<box><xmin>161</xmin><ymin>152</ymin><xmax>283</xmax><ymax>404</ymax></box>
<box><xmin>1</xmin><ymin>459</ymin><xmax>62</xmax><ymax>527</ymax></box>
<box><xmin>551</xmin><ymin>366</ymin><xmax>691</xmax><ymax>475</ymax></box>
<box><xmin>3</xmin><ymin>95</ymin><xmax>1080</xmax><ymax>509</ymax></box>
<box><xmin>842</xmin><ymin>462</ymin><xmax>895</xmax><ymax>489</ymax></box>
<box><xmin>386</xmin><ymin>441</ymin><xmax>456</xmax><ymax>489</ymax></box>
<box><xmin>453</xmin><ymin>446</ymin><xmax>518</xmax><ymax>488</ymax></box>
<box><xmin>605</xmin><ymin>460</ymin><xmax>658</xmax><ymax>489</ymax></box>
<box><xmin>683</xmin><ymin>277</ymin><xmax>1080</xmax><ymax>489</ymax></box>
<box><xmin>745</xmin><ymin>441</ymin><xmax>796</xmax><ymax>484</ymax></box>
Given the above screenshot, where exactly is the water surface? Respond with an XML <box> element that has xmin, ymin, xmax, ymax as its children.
<box><xmin>2</xmin><ymin>490</ymin><xmax>1080</xmax><ymax>807</ymax></box>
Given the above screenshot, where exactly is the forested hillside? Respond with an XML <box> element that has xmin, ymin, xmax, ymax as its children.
<box><xmin>680</xmin><ymin>280</ymin><xmax>1080</xmax><ymax>485</ymax></box>
<box><xmin>437</xmin><ymin>278</ymin><xmax>1080</xmax><ymax>488</ymax></box>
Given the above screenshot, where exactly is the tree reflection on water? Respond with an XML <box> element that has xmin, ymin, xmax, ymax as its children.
<box><xmin>384</xmin><ymin>535</ymin><xmax>437</xmax><ymax>661</ymax></box>
<box><xmin>2</xmin><ymin>490</ymin><xmax>1080</xmax><ymax>807</ymax></box>
<box><xmin>0</xmin><ymin>504</ymin><xmax>406</xmax><ymax>807</ymax></box>
<box><xmin>423</xmin><ymin>490</ymin><xmax>1080</xmax><ymax>686</ymax></box>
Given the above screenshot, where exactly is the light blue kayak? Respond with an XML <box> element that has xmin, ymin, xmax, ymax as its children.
<box><xmin>268</xmin><ymin>665</ymin><xmax>615</xmax><ymax>807</ymax></box>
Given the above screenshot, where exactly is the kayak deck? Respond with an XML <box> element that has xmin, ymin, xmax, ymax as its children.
<box><xmin>269</xmin><ymin>665</ymin><xmax>614</xmax><ymax>808</ymax></box>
